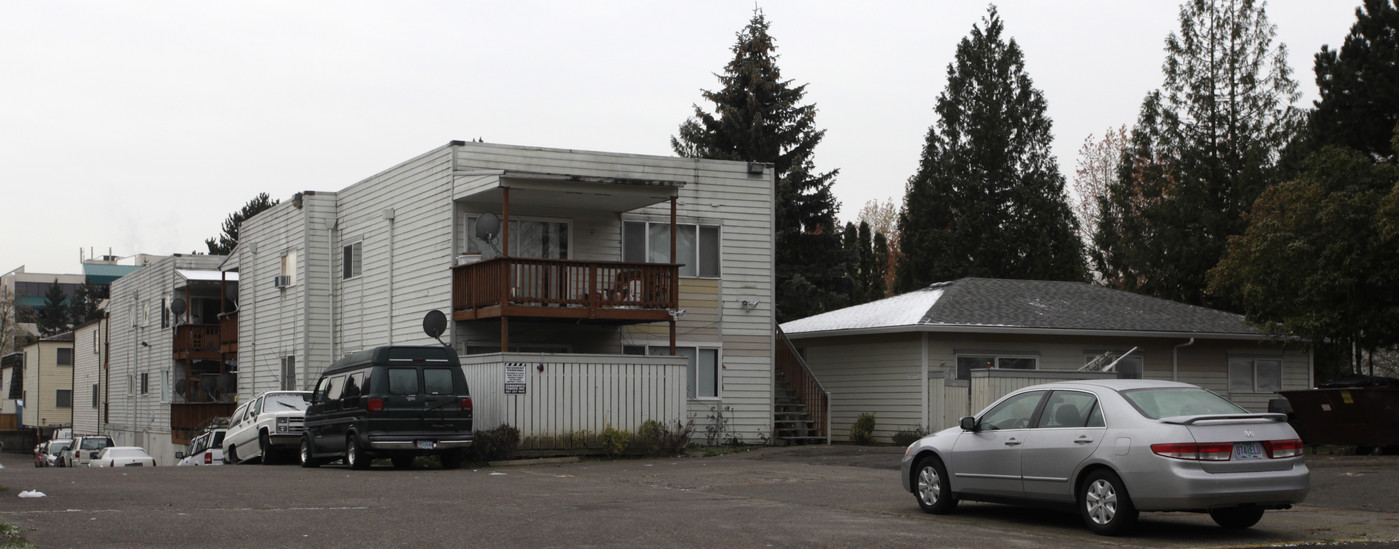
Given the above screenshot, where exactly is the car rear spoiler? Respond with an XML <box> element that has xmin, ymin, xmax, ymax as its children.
<box><xmin>1158</xmin><ymin>413</ymin><xmax>1288</xmax><ymax>425</ymax></box>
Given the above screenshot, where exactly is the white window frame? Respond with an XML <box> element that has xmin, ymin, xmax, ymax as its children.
<box><xmin>1229</xmin><ymin>356</ymin><xmax>1283</xmax><ymax>394</ymax></box>
<box><xmin>281</xmin><ymin>250</ymin><xmax>298</xmax><ymax>286</ymax></box>
<box><xmin>624</xmin><ymin>344</ymin><xmax>721</xmax><ymax>399</ymax></box>
<box><xmin>954</xmin><ymin>353</ymin><xmax>1039</xmax><ymax>381</ymax></box>
<box><xmin>343</xmin><ymin>240</ymin><xmax>363</xmax><ymax>280</ymax></box>
<box><xmin>281</xmin><ymin>356</ymin><xmax>297</xmax><ymax>391</ymax></box>
<box><xmin>622</xmin><ymin>221</ymin><xmax>721</xmax><ymax>278</ymax></box>
<box><xmin>461</xmin><ymin>213</ymin><xmax>572</xmax><ymax>259</ymax></box>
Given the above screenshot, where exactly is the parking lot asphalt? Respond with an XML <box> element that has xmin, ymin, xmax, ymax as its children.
<box><xmin>3</xmin><ymin>445</ymin><xmax>1399</xmax><ymax>548</ymax></box>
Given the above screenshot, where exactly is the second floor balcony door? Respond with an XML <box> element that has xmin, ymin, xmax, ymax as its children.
<box><xmin>465</xmin><ymin>216</ymin><xmax>570</xmax><ymax>260</ymax></box>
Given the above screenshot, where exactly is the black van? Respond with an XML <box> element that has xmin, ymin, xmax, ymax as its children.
<box><xmin>300</xmin><ymin>345</ymin><xmax>473</xmax><ymax>469</ymax></box>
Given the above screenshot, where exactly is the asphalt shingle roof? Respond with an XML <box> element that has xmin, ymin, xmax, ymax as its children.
<box><xmin>781</xmin><ymin>277</ymin><xmax>1257</xmax><ymax>337</ymax></box>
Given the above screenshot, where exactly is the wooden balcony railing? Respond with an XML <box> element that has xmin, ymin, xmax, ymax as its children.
<box><xmin>452</xmin><ymin>257</ymin><xmax>679</xmax><ymax>322</ymax></box>
<box><xmin>219</xmin><ymin>312</ymin><xmax>237</xmax><ymax>352</ymax></box>
<box><xmin>173</xmin><ymin>324</ymin><xmax>221</xmax><ymax>358</ymax></box>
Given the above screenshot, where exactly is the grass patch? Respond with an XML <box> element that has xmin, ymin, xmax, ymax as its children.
<box><xmin>1</xmin><ymin>521</ymin><xmax>35</xmax><ymax>549</ymax></box>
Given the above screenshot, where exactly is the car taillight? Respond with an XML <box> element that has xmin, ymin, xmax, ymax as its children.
<box><xmin>368</xmin><ymin>398</ymin><xmax>384</xmax><ymax>412</ymax></box>
<box><xmin>1151</xmin><ymin>442</ymin><xmax>1234</xmax><ymax>461</ymax></box>
<box><xmin>1264</xmin><ymin>439</ymin><xmax>1303</xmax><ymax>458</ymax></box>
<box><xmin>461</xmin><ymin>397</ymin><xmax>473</xmax><ymax>411</ymax></box>
<box><xmin>204</xmin><ymin>452</ymin><xmax>212</xmax><ymax>465</ymax></box>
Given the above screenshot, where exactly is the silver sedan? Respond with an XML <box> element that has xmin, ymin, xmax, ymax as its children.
<box><xmin>900</xmin><ymin>379</ymin><xmax>1309</xmax><ymax>535</ymax></box>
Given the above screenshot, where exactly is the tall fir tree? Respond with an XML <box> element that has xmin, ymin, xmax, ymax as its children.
<box><xmin>206</xmin><ymin>193</ymin><xmax>280</xmax><ymax>255</ymax></box>
<box><xmin>67</xmin><ymin>283</ymin><xmax>104</xmax><ymax>327</ymax></box>
<box><xmin>1093</xmin><ymin>0</ymin><xmax>1300</xmax><ymax>307</ymax></box>
<box><xmin>895</xmin><ymin>7</ymin><xmax>1085</xmax><ymax>292</ymax></box>
<box><xmin>673</xmin><ymin>10</ymin><xmax>849</xmax><ymax>322</ymax></box>
<box><xmin>36</xmin><ymin>280</ymin><xmax>70</xmax><ymax>336</ymax></box>
<box><xmin>1312</xmin><ymin>0</ymin><xmax>1399</xmax><ymax>160</ymax></box>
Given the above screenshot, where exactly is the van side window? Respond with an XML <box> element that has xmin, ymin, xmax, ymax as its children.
<box><xmin>343</xmin><ymin>371</ymin><xmax>365</xmax><ymax>399</ymax></box>
<box><xmin>325</xmin><ymin>376</ymin><xmax>345</xmax><ymax>401</ymax></box>
<box><xmin>424</xmin><ymin>369</ymin><xmax>454</xmax><ymax>395</ymax></box>
<box><xmin>388</xmin><ymin>368</ymin><xmax>418</xmax><ymax>395</ymax></box>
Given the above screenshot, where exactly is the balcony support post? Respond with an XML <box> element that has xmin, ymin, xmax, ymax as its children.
<box><xmin>670</xmin><ymin>196</ymin><xmax>677</xmax><ymax>356</ymax></box>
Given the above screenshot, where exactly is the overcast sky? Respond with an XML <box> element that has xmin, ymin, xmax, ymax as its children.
<box><xmin>0</xmin><ymin>1</ymin><xmax>1360</xmax><ymax>276</ymax></box>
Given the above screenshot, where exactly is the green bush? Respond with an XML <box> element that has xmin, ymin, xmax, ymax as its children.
<box><xmin>601</xmin><ymin>425</ymin><xmax>632</xmax><ymax>458</ymax></box>
<box><xmin>850</xmin><ymin>413</ymin><xmax>877</xmax><ymax>445</ymax></box>
<box><xmin>472</xmin><ymin>424</ymin><xmax>522</xmax><ymax>461</ymax></box>
<box><xmin>631</xmin><ymin>419</ymin><xmax>693</xmax><ymax>457</ymax></box>
<box><xmin>892</xmin><ymin>425</ymin><xmax>930</xmax><ymax>446</ymax></box>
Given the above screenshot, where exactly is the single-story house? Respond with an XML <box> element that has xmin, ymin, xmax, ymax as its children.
<box><xmin>780</xmin><ymin>278</ymin><xmax>1310</xmax><ymax>443</ymax></box>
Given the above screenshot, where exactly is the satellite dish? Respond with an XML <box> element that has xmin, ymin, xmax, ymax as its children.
<box><xmin>224</xmin><ymin>283</ymin><xmax>238</xmax><ymax>302</ymax></box>
<box><xmin>170</xmin><ymin>298</ymin><xmax>187</xmax><ymax>316</ymax></box>
<box><xmin>422</xmin><ymin>309</ymin><xmax>447</xmax><ymax>341</ymax></box>
<box><xmin>475</xmin><ymin>212</ymin><xmax>500</xmax><ymax>241</ymax></box>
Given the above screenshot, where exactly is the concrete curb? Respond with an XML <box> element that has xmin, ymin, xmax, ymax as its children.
<box><xmin>488</xmin><ymin>456</ymin><xmax>582</xmax><ymax>468</ymax></box>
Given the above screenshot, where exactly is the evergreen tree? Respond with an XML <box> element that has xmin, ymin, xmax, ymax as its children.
<box><xmin>206</xmin><ymin>193</ymin><xmax>280</xmax><ymax>255</ymax></box>
<box><xmin>895</xmin><ymin>7</ymin><xmax>1085</xmax><ymax>292</ymax></box>
<box><xmin>1092</xmin><ymin>0</ymin><xmax>1300</xmax><ymax>307</ymax></box>
<box><xmin>673</xmin><ymin>10</ymin><xmax>849</xmax><ymax>322</ymax></box>
<box><xmin>67</xmin><ymin>283</ymin><xmax>104</xmax><ymax>327</ymax></box>
<box><xmin>36</xmin><ymin>280</ymin><xmax>70</xmax><ymax>336</ymax></box>
<box><xmin>0</xmin><ymin>286</ymin><xmax>19</xmax><ymax>355</ymax></box>
<box><xmin>841</xmin><ymin>222</ymin><xmax>864</xmax><ymax>304</ymax></box>
<box><xmin>1312</xmin><ymin>0</ymin><xmax>1399</xmax><ymax>160</ymax></box>
<box><xmin>1208</xmin><ymin>146</ymin><xmax>1399</xmax><ymax>375</ymax></box>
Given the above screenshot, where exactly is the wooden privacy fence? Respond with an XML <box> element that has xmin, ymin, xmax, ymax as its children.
<box><xmin>926</xmin><ymin>369</ymin><xmax>1119</xmax><ymax>431</ymax></box>
<box><xmin>461</xmin><ymin>353</ymin><xmax>688</xmax><ymax>450</ymax></box>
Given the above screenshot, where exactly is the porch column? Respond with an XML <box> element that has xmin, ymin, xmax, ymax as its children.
<box><xmin>670</xmin><ymin>196</ymin><xmax>677</xmax><ymax>355</ymax></box>
<box><xmin>502</xmin><ymin>186</ymin><xmax>511</xmax><ymax>353</ymax></box>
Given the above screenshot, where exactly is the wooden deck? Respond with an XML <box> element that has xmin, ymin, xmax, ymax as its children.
<box><xmin>452</xmin><ymin>257</ymin><xmax>678</xmax><ymax>323</ymax></box>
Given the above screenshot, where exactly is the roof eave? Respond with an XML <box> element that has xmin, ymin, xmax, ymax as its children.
<box><xmin>783</xmin><ymin>324</ymin><xmax>1283</xmax><ymax>342</ymax></box>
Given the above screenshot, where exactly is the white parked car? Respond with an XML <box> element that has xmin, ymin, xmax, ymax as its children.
<box><xmin>177</xmin><ymin>428</ymin><xmax>227</xmax><ymax>466</ymax></box>
<box><xmin>89</xmin><ymin>447</ymin><xmax>157</xmax><ymax>468</ymax></box>
<box><xmin>223</xmin><ymin>391</ymin><xmax>312</xmax><ymax>465</ymax></box>
<box><xmin>64</xmin><ymin>435</ymin><xmax>115</xmax><ymax>468</ymax></box>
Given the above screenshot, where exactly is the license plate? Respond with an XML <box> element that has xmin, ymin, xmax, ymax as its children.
<box><xmin>124</xmin><ymin>463</ymin><xmax>144</xmax><ymax>467</ymax></box>
<box><xmin>415</xmin><ymin>440</ymin><xmax>434</xmax><ymax>450</ymax></box>
<box><xmin>1233</xmin><ymin>442</ymin><xmax>1265</xmax><ymax>460</ymax></box>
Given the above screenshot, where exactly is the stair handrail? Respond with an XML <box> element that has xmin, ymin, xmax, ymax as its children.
<box><xmin>775</xmin><ymin>325</ymin><xmax>830</xmax><ymax>444</ymax></box>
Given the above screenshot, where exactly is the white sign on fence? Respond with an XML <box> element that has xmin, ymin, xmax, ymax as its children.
<box><xmin>504</xmin><ymin>362</ymin><xmax>527</xmax><ymax>395</ymax></box>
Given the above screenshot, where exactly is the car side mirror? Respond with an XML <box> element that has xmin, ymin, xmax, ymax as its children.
<box><xmin>175</xmin><ymin>451</ymin><xmax>184</xmax><ymax>459</ymax></box>
<box><xmin>959</xmin><ymin>416</ymin><xmax>978</xmax><ymax>431</ymax></box>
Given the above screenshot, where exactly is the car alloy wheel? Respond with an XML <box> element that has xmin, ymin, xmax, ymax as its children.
<box><xmin>347</xmin><ymin>436</ymin><xmax>368</xmax><ymax>470</ymax></box>
<box><xmin>1080</xmin><ymin>470</ymin><xmax>1138</xmax><ymax>536</ymax></box>
<box><xmin>914</xmin><ymin>456</ymin><xmax>957</xmax><ymax>514</ymax></box>
<box><xmin>300</xmin><ymin>438</ymin><xmax>319</xmax><ymax>468</ymax></box>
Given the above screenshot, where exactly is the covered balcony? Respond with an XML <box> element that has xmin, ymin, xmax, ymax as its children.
<box><xmin>451</xmin><ymin>169</ymin><xmax>689</xmax><ymax>352</ymax></box>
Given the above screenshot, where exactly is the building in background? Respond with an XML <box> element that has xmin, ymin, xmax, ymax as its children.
<box><xmin>224</xmin><ymin>141</ymin><xmax>779</xmax><ymax>449</ymax></box>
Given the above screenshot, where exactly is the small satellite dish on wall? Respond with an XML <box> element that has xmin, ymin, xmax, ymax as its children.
<box><xmin>475</xmin><ymin>212</ymin><xmax>500</xmax><ymax>241</ymax></box>
<box><xmin>422</xmin><ymin>309</ymin><xmax>448</xmax><ymax>346</ymax></box>
<box><xmin>225</xmin><ymin>283</ymin><xmax>239</xmax><ymax>308</ymax></box>
<box><xmin>170</xmin><ymin>298</ymin><xmax>187</xmax><ymax>316</ymax></box>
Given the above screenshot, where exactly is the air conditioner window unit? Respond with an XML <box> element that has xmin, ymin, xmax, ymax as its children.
<box><xmin>273</xmin><ymin>275</ymin><xmax>291</xmax><ymax>288</ymax></box>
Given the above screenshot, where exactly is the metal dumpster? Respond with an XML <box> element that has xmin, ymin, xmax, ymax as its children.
<box><xmin>1280</xmin><ymin>376</ymin><xmax>1399</xmax><ymax>450</ymax></box>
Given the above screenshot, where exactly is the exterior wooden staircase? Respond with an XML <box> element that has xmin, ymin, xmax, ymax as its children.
<box><xmin>774</xmin><ymin>327</ymin><xmax>829</xmax><ymax>445</ymax></box>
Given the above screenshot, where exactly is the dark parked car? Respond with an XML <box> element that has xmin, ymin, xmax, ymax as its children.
<box><xmin>901</xmin><ymin>379</ymin><xmax>1309</xmax><ymax>535</ymax></box>
<box><xmin>300</xmin><ymin>345</ymin><xmax>473</xmax><ymax>470</ymax></box>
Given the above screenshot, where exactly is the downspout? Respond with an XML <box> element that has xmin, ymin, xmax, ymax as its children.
<box><xmin>920</xmin><ymin>333</ymin><xmax>929</xmax><ymax>429</ymax></box>
<box><xmin>326</xmin><ymin>219</ymin><xmax>338</xmax><ymax>362</ymax></box>
<box><xmin>302</xmin><ymin>204</ymin><xmax>312</xmax><ymax>390</ymax></box>
<box><xmin>1173</xmin><ymin>338</ymin><xmax>1196</xmax><ymax>382</ymax></box>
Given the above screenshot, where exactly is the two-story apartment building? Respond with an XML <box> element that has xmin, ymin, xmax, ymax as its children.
<box><xmin>73</xmin><ymin>316</ymin><xmax>107</xmax><ymax>435</ymax></box>
<box><xmin>105</xmin><ymin>255</ymin><xmax>238</xmax><ymax>461</ymax></box>
<box><xmin>20</xmin><ymin>332</ymin><xmax>75</xmax><ymax>428</ymax></box>
<box><xmin>223</xmin><ymin>141</ymin><xmax>777</xmax><ymax>448</ymax></box>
